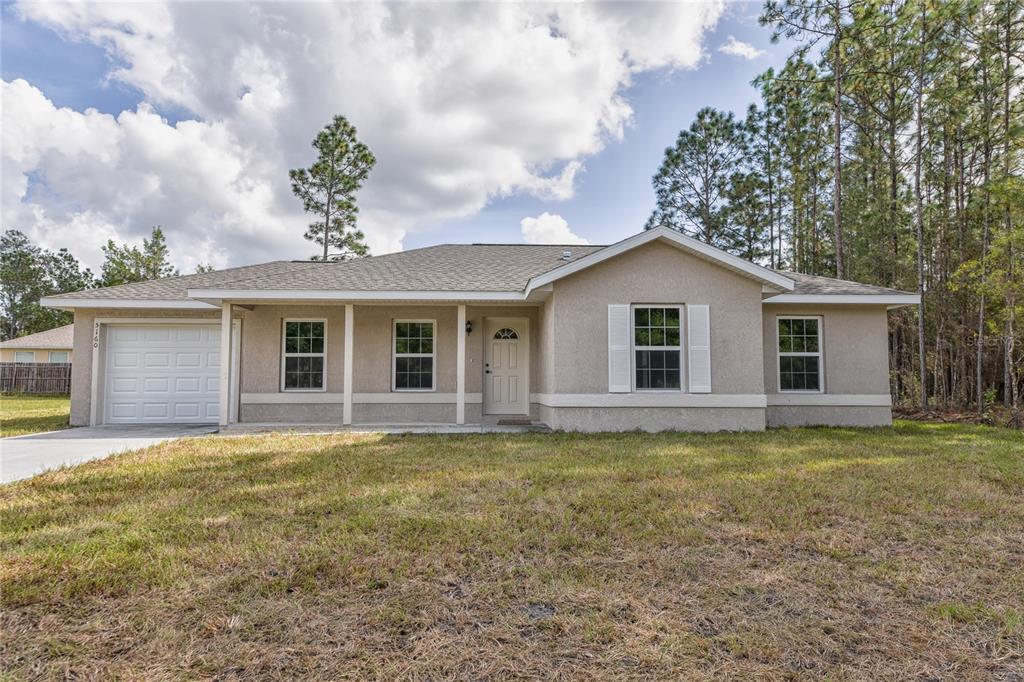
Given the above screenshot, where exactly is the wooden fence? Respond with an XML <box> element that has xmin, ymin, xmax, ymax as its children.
<box><xmin>0</xmin><ymin>362</ymin><xmax>72</xmax><ymax>394</ymax></box>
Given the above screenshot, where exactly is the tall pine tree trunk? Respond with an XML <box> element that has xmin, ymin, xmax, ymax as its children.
<box><xmin>914</xmin><ymin>3</ymin><xmax>928</xmax><ymax>411</ymax></box>
<box><xmin>765</xmin><ymin>101</ymin><xmax>777</xmax><ymax>270</ymax></box>
<box><xmin>1002</xmin><ymin>0</ymin><xmax>1017</xmax><ymax>408</ymax></box>
<box><xmin>810</xmin><ymin>164</ymin><xmax>819</xmax><ymax>274</ymax></box>
<box><xmin>832</xmin><ymin>1</ymin><xmax>845</xmax><ymax>279</ymax></box>
<box><xmin>977</xmin><ymin>37</ymin><xmax>992</xmax><ymax>416</ymax></box>
<box><xmin>889</xmin><ymin>94</ymin><xmax>900</xmax><ymax>287</ymax></box>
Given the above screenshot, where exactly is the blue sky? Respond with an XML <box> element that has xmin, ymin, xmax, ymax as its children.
<box><xmin>423</xmin><ymin>6</ymin><xmax>789</xmax><ymax>249</ymax></box>
<box><xmin>2</xmin><ymin>2</ymin><xmax>796</xmax><ymax>269</ymax></box>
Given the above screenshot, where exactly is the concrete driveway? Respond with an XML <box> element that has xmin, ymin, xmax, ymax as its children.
<box><xmin>1</xmin><ymin>425</ymin><xmax>218</xmax><ymax>484</ymax></box>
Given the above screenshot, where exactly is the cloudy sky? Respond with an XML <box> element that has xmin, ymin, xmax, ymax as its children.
<box><xmin>2</xmin><ymin>1</ymin><xmax>792</xmax><ymax>272</ymax></box>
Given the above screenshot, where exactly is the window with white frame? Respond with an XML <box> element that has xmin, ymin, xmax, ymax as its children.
<box><xmin>48</xmin><ymin>351</ymin><xmax>69</xmax><ymax>363</ymax></box>
<box><xmin>14</xmin><ymin>351</ymin><xmax>34</xmax><ymax>363</ymax></box>
<box><xmin>633</xmin><ymin>306</ymin><xmax>682</xmax><ymax>390</ymax></box>
<box><xmin>777</xmin><ymin>317</ymin><xmax>822</xmax><ymax>392</ymax></box>
<box><xmin>393</xmin><ymin>320</ymin><xmax>435</xmax><ymax>391</ymax></box>
<box><xmin>281</xmin><ymin>320</ymin><xmax>326</xmax><ymax>391</ymax></box>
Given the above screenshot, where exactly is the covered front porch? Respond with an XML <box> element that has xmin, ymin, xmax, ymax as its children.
<box><xmin>214</xmin><ymin>300</ymin><xmax>546</xmax><ymax>429</ymax></box>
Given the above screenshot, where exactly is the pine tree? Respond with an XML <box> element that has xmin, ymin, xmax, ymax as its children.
<box><xmin>646</xmin><ymin>107</ymin><xmax>745</xmax><ymax>249</ymax></box>
<box><xmin>290</xmin><ymin>115</ymin><xmax>376</xmax><ymax>262</ymax></box>
<box><xmin>100</xmin><ymin>227</ymin><xmax>179</xmax><ymax>287</ymax></box>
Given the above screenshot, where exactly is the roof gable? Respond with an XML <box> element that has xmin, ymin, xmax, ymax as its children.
<box><xmin>526</xmin><ymin>227</ymin><xmax>795</xmax><ymax>294</ymax></box>
<box><xmin>0</xmin><ymin>324</ymin><xmax>74</xmax><ymax>349</ymax></box>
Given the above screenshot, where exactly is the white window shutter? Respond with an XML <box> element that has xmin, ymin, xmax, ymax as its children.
<box><xmin>607</xmin><ymin>304</ymin><xmax>631</xmax><ymax>393</ymax></box>
<box><xmin>688</xmin><ymin>304</ymin><xmax>711</xmax><ymax>393</ymax></box>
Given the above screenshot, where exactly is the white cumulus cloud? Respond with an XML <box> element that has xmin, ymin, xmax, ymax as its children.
<box><xmin>1</xmin><ymin>79</ymin><xmax>299</xmax><ymax>271</ymax></box>
<box><xmin>718</xmin><ymin>35</ymin><xmax>764</xmax><ymax>60</ymax></box>
<box><xmin>4</xmin><ymin>1</ymin><xmax>725</xmax><ymax>270</ymax></box>
<box><xmin>520</xmin><ymin>212</ymin><xmax>588</xmax><ymax>245</ymax></box>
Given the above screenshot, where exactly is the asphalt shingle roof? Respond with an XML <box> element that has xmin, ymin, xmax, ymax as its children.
<box><xmin>200</xmin><ymin>244</ymin><xmax>608</xmax><ymax>292</ymax></box>
<box><xmin>1</xmin><ymin>324</ymin><xmax>74</xmax><ymax>349</ymax></box>
<box><xmin>49</xmin><ymin>243</ymin><xmax>914</xmax><ymax>301</ymax></box>
<box><xmin>53</xmin><ymin>261</ymin><xmax>301</xmax><ymax>300</ymax></box>
<box><xmin>773</xmin><ymin>271</ymin><xmax>915</xmax><ymax>296</ymax></box>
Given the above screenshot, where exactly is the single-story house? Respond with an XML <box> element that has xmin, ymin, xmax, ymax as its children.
<box><xmin>41</xmin><ymin>227</ymin><xmax>918</xmax><ymax>431</ymax></box>
<box><xmin>0</xmin><ymin>324</ymin><xmax>74</xmax><ymax>364</ymax></box>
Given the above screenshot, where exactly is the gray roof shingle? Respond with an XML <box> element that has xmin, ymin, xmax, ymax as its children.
<box><xmin>48</xmin><ymin>243</ymin><xmax>914</xmax><ymax>302</ymax></box>
<box><xmin>1</xmin><ymin>324</ymin><xmax>74</xmax><ymax>349</ymax></box>
<box><xmin>773</xmin><ymin>271</ymin><xmax>915</xmax><ymax>296</ymax></box>
<box><xmin>53</xmin><ymin>261</ymin><xmax>301</xmax><ymax>300</ymax></box>
<box><xmin>196</xmin><ymin>244</ymin><xmax>607</xmax><ymax>292</ymax></box>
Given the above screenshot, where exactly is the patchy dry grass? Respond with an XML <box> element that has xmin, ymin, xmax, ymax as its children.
<box><xmin>1</xmin><ymin>422</ymin><xmax>1022</xmax><ymax>680</ymax></box>
<box><xmin>0</xmin><ymin>395</ymin><xmax>70</xmax><ymax>438</ymax></box>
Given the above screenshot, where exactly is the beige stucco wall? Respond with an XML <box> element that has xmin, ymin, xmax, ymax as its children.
<box><xmin>540</xmin><ymin>406</ymin><xmax>765</xmax><ymax>432</ymax></box>
<box><xmin>761</xmin><ymin>304</ymin><xmax>891</xmax><ymax>395</ymax></box>
<box><xmin>536</xmin><ymin>299</ymin><xmax>555</xmax><ymax>395</ymax></box>
<box><xmin>465</xmin><ymin>305</ymin><xmax>540</xmax><ymax>395</ymax></box>
<box><xmin>1</xmin><ymin>348</ymin><xmax>73</xmax><ymax>362</ymax></box>
<box><xmin>351</xmin><ymin>305</ymin><xmax>457</xmax><ymax>392</ymax></box>
<box><xmin>761</xmin><ymin>304</ymin><xmax>893</xmax><ymax>427</ymax></box>
<box><xmin>240</xmin><ymin>305</ymin><xmax>346</xmax><ymax>394</ymax></box>
<box><xmin>241</xmin><ymin>403</ymin><xmax>344</xmax><ymax>424</ymax></box>
<box><xmin>546</xmin><ymin>240</ymin><xmax>766</xmax><ymax>395</ymax></box>
<box><xmin>353</xmin><ymin>403</ymin><xmax>457</xmax><ymax>423</ymax></box>
<box><xmin>767</xmin><ymin>406</ymin><xmax>892</xmax><ymax>428</ymax></box>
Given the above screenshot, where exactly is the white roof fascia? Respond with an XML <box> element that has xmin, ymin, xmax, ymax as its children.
<box><xmin>762</xmin><ymin>294</ymin><xmax>920</xmax><ymax>306</ymax></box>
<box><xmin>40</xmin><ymin>297</ymin><xmax>217</xmax><ymax>310</ymax></box>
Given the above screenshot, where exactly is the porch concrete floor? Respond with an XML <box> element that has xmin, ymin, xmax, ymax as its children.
<box><xmin>218</xmin><ymin>422</ymin><xmax>551</xmax><ymax>436</ymax></box>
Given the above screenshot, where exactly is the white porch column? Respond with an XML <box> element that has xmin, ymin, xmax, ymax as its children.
<box><xmin>343</xmin><ymin>304</ymin><xmax>354</xmax><ymax>425</ymax></box>
<box><xmin>456</xmin><ymin>304</ymin><xmax>466</xmax><ymax>424</ymax></box>
<box><xmin>218</xmin><ymin>302</ymin><xmax>232</xmax><ymax>427</ymax></box>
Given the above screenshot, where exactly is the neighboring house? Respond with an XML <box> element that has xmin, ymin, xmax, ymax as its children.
<box><xmin>0</xmin><ymin>324</ymin><xmax>74</xmax><ymax>364</ymax></box>
<box><xmin>41</xmin><ymin>228</ymin><xmax>918</xmax><ymax>431</ymax></box>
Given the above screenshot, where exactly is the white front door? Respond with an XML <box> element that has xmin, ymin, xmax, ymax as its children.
<box><xmin>484</xmin><ymin>318</ymin><xmax>528</xmax><ymax>415</ymax></box>
<box><xmin>103</xmin><ymin>324</ymin><xmax>221</xmax><ymax>423</ymax></box>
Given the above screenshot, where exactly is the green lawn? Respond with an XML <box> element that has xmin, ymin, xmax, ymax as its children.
<box><xmin>0</xmin><ymin>394</ymin><xmax>71</xmax><ymax>438</ymax></box>
<box><xmin>2</xmin><ymin>423</ymin><xmax>1022</xmax><ymax>679</ymax></box>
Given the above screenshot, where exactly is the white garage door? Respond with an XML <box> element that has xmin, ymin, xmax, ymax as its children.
<box><xmin>104</xmin><ymin>325</ymin><xmax>220</xmax><ymax>423</ymax></box>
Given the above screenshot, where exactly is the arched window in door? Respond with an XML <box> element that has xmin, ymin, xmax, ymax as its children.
<box><xmin>493</xmin><ymin>328</ymin><xmax>519</xmax><ymax>340</ymax></box>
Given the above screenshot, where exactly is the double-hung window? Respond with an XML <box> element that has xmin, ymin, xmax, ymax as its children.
<box><xmin>393</xmin><ymin>320</ymin><xmax>435</xmax><ymax>391</ymax></box>
<box><xmin>14</xmin><ymin>351</ymin><xmax>34</xmax><ymax>363</ymax></box>
<box><xmin>633</xmin><ymin>306</ymin><xmax>682</xmax><ymax>390</ymax></box>
<box><xmin>777</xmin><ymin>316</ymin><xmax>823</xmax><ymax>392</ymax></box>
<box><xmin>282</xmin><ymin>320</ymin><xmax>326</xmax><ymax>391</ymax></box>
<box><xmin>48</xmin><ymin>351</ymin><xmax>69</xmax><ymax>363</ymax></box>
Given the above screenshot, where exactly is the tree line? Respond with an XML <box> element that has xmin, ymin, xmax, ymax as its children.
<box><xmin>0</xmin><ymin>227</ymin><xmax>182</xmax><ymax>340</ymax></box>
<box><xmin>648</xmin><ymin>0</ymin><xmax>1022</xmax><ymax>413</ymax></box>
